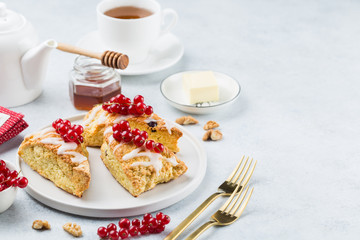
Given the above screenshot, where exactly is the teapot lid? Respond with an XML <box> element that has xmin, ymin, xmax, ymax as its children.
<box><xmin>0</xmin><ymin>2</ymin><xmax>26</xmax><ymax>33</ymax></box>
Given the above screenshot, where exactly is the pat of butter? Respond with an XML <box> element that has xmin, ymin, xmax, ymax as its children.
<box><xmin>182</xmin><ymin>71</ymin><xmax>219</xmax><ymax>104</ymax></box>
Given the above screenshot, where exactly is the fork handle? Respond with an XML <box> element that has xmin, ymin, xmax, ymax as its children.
<box><xmin>164</xmin><ymin>192</ymin><xmax>224</xmax><ymax>240</ymax></box>
<box><xmin>185</xmin><ymin>221</ymin><xmax>217</xmax><ymax>240</ymax></box>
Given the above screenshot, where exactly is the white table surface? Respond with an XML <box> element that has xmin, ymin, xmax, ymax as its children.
<box><xmin>1</xmin><ymin>0</ymin><xmax>360</xmax><ymax>239</ymax></box>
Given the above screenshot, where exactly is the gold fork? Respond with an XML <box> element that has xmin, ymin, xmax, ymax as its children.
<box><xmin>164</xmin><ymin>156</ymin><xmax>257</xmax><ymax>240</ymax></box>
<box><xmin>185</xmin><ymin>185</ymin><xmax>254</xmax><ymax>240</ymax></box>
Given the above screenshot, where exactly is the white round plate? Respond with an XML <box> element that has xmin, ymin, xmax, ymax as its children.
<box><xmin>160</xmin><ymin>71</ymin><xmax>241</xmax><ymax>114</ymax></box>
<box><xmin>77</xmin><ymin>31</ymin><xmax>184</xmax><ymax>76</ymax></box>
<box><xmin>17</xmin><ymin>115</ymin><xmax>206</xmax><ymax>217</ymax></box>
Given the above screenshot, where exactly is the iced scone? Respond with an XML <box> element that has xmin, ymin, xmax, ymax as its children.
<box><xmin>101</xmin><ymin>123</ymin><xmax>187</xmax><ymax>197</ymax></box>
<box><xmin>18</xmin><ymin>119</ymin><xmax>90</xmax><ymax>197</ymax></box>
<box><xmin>83</xmin><ymin>94</ymin><xmax>182</xmax><ymax>152</ymax></box>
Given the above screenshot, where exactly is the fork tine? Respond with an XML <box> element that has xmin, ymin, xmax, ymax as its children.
<box><xmin>226</xmin><ymin>186</ymin><xmax>250</xmax><ymax>215</ymax></box>
<box><xmin>232</xmin><ymin>157</ymin><xmax>252</xmax><ymax>185</ymax></box>
<box><xmin>233</xmin><ymin>187</ymin><xmax>254</xmax><ymax>218</ymax></box>
<box><xmin>219</xmin><ymin>182</ymin><xmax>243</xmax><ymax>212</ymax></box>
<box><xmin>235</xmin><ymin>159</ymin><xmax>257</xmax><ymax>187</ymax></box>
<box><xmin>226</xmin><ymin>156</ymin><xmax>246</xmax><ymax>182</ymax></box>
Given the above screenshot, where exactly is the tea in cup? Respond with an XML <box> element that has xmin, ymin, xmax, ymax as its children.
<box><xmin>97</xmin><ymin>0</ymin><xmax>178</xmax><ymax>63</ymax></box>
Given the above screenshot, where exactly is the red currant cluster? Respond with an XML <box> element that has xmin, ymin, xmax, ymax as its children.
<box><xmin>112</xmin><ymin>120</ymin><xmax>164</xmax><ymax>153</ymax></box>
<box><xmin>102</xmin><ymin>94</ymin><xmax>153</xmax><ymax>116</ymax></box>
<box><xmin>97</xmin><ymin>212</ymin><xmax>171</xmax><ymax>239</ymax></box>
<box><xmin>52</xmin><ymin>118</ymin><xmax>84</xmax><ymax>144</ymax></box>
<box><xmin>0</xmin><ymin>160</ymin><xmax>28</xmax><ymax>192</ymax></box>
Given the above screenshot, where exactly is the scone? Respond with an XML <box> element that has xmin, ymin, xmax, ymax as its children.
<box><xmin>101</xmin><ymin>126</ymin><xmax>187</xmax><ymax>197</ymax></box>
<box><xmin>18</xmin><ymin>126</ymin><xmax>90</xmax><ymax>197</ymax></box>
<box><xmin>83</xmin><ymin>104</ymin><xmax>182</xmax><ymax>152</ymax></box>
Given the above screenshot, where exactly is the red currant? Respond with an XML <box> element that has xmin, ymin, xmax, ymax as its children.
<box><xmin>148</xmin><ymin>225</ymin><xmax>156</xmax><ymax>233</ymax></box>
<box><xmin>17</xmin><ymin>177</ymin><xmax>28</xmax><ymax>188</ymax></box>
<box><xmin>62</xmin><ymin>133</ymin><xmax>70</xmax><ymax>142</ymax></box>
<box><xmin>156</xmin><ymin>224</ymin><xmax>165</xmax><ymax>233</ymax></box>
<box><xmin>131</xmin><ymin>128</ymin><xmax>141</xmax><ymax>136</ymax></box>
<box><xmin>162</xmin><ymin>215</ymin><xmax>171</xmax><ymax>225</ymax></box>
<box><xmin>145</xmin><ymin>105</ymin><xmax>153</xmax><ymax>115</ymax></box>
<box><xmin>0</xmin><ymin>160</ymin><xmax>5</xmax><ymax>171</ymax></box>
<box><xmin>128</xmin><ymin>226</ymin><xmax>139</xmax><ymax>236</ymax></box>
<box><xmin>58</xmin><ymin>124</ymin><xmax>69</xmax><ymax>135</ymax></box>
<box><xmin>67</xmin><ymin>130</ymin><xmax>78</xmax><ymax>142</ymax></box>
<box><xmin>139</xmin><ymin>131</ymin><xmax>148</xmax><ymax>139</ymax></box>
<box><xmin>118</xmin><ymin>228</ymin><xmax>129</xmax><ymax>239</ymax></box>
<box><xmin>63</xmin><ymin>120</ymin><xmax>71</xmax><ymax>126</ymax></box>
<box><xmin>154</xmin><ymin>143</ymin><xmax>164</xmax><ymax>153</ymax></box>
<box><xmin>0</xmin><ymin>174</ymin><xmax>5</xmax><ymax>182</ymax></box>
<box><xmin>148</xmin><ymin>218</ymin><xmax>158</xmax><ymax>229</ymax></box>
<box><xmin>118</xmin><ymin>120</ymin><xmax>131</xmax><ymax>132</ymax></box>
<box><xmin>115</xmin><ymin>94</ymin><xmax>126</xmax><ymax>103</ymax></box>
<box><xmin>72</xmin><ymin>125</ymin><xmax>84</xmax><ymax>135</ymax></box>
<box><xmin>9</xmin><ymin>178</ymin><xmax>18</xmax><ymax>187</ymax></box>
<box><xmin>128</xmin><ymin>105</ymin><xmax>137</xmax><ymax>115</ymax></box>
<box><xmin>52</xmin><ymin>118</ymin><xmax>63</xmax><ymax>128</ymax></box>
<box><xmin>77</xmin><ymin>135</ymin><xmax>84</xmax><ymax>144</ymax></box>
<box><xmin>131</xmin><ymin>218</ymin><xmax>141</xmax><ymax>227</ymax></box>
<box><xmin>110</xmin><ymin>104</ymin><xmax>121</xmax><ymax>114</ymax></box>
<box><xmin>102</xmin><ymin>103</ymin><xmax>110</xmax><ymax>111</ymax></box>
<box><xmin>109</xmin><ymin>230</ymin><xmax>119</xmax><ymax>240</ymax></box>
<box><xmin>135</xmin><ymin>102</ymin><xmax>146</xmax><ymax>115</ymax></box>
<box><xmin>113</xmin><ymin>130</ymin><xmax>122</xmax><ymax>142</ymax></box>
<box><xmin>9</xmin><ymin>170</ymin><xmax>18</xmax><ymax>179</ymax></box>
<box><xmin>107</xmin><ymin>223</ymin><xmax>117</xmax><ymax>232</ymax></box>
<box><xmin>124</xmin><ymin>97</ymin><xmax>132</xmax><ymax>105</ymax></box>
<box><xmin>110</xmin><ymin>96</ymin><xmax>117</xmax><ymax>103</ymax></box>
<box><xmin>133</xmin><ymin>135</ymin><xmax>146</xmax><ymax>147</ymax></box>
<box><xmin>119</xmin><ymin>106</ymin><xmax>129</xmax><ymax>115</ymax></box>
<box><xmin>143</xmin><ymin>213</ymin><xmax>152</xmax><ymax>222</ymax></box>
<box><xmin>145</xmin><ymin>140</ymin><xmax>155</xmax><ymax>150</ymax></box>
<box><xmin>97</xmin><ymin>226</ymin><xmax>108</xmax><ymax>238</ymax></box>
<box><xmin>119</xmin><ymin>218</ymin><xmax>130</xmax><ymax>229</ymax></box>
<box><xmin>133</xmin><ymin>95</ymin><xmax>144</xmax><ymax>104</ymax></box>
<box><xmin>138</xmin><ymin>225</ymin><xmax>148</xmax><ymax>235</ymax></box>
<box><xmin>121</xmin><ymin>131</ymin><xmax>133</xmax><ymax>143</ymax></box>
<box><xmin>2</xmin><ymin>168</ymin><xmax>10</xmax><ymax>177</ymax></box>
<box><xmin>156</xmin><ymin>212</ymin><xmax>164</xmax><ymax>221</ymax></box>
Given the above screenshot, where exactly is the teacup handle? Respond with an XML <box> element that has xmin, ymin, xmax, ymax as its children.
<box><xmin>160</xmin><ymin>8</ymin><xmax>178</xmax><ymax>36</ymax></box>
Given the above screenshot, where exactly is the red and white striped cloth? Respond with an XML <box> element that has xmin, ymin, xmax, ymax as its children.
<box><xmin>0</xmin><ymin>106</ymin><xmax>28</xmax><ymax>145</ymax></box>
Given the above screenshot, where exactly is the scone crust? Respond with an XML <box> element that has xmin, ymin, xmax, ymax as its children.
<box><xmin>101</xmin><ymin>131</ymin><xmax>187</xmax><ymax>197</ymax></box>
<box><xmin>18</xmin><ymin>130</ymin><xmax>90</xmax><ymax>197</ymax></box>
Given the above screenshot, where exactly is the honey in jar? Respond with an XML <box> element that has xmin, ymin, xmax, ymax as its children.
<box><xmin>69</xmin><ymin>56</ymin><xmax>121</xmax><ymax>110</ymax></box>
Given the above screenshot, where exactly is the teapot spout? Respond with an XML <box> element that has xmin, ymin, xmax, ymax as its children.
<box><xmin>21</xmin><ymin>39</ymin><xmax>57</xmax><ymax>90</ymax></box>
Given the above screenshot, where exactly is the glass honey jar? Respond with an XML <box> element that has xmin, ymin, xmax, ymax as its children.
<box><xmin>69</xmin><ymin>56</ymin><xmax>121</xmax><ymax>110</ymax></box>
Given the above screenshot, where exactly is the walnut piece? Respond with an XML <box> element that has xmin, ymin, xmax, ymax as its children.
<box><xmin>203</xmin><ymin>130</ymin><xmax>223</xmax><ymax>141</ymax></box>
<box><xmin>32</xmin><ymin>220</ymin><xmax>51</xmax><ymax>230</ymax></box>
<box><xmin>176</xmin><ymin>116</ymin><xmax>199</xmax><ymax>125</ymax></box>
<box><xmin>204</xmin><ymin>121</ymin><xmax>219</xmax><ymax>130</ymax></box>
<box><xmin>63</xmin><ymin>223</ymin><xmax>82</xmax><ymax>237</ymax></box>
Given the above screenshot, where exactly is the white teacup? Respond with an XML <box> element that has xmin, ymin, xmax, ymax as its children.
<box><xmin>97</xmin><ymin>0</ymin><xmax>178</xmax><ymax>64</ymax></box>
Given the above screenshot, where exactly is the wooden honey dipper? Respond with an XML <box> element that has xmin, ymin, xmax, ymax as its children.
<box><xmin>56</xmin><ymin>42</ymin><xmax>129</xmax><ymax>70</ymax></box>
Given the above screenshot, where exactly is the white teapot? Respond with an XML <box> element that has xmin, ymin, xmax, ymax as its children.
<box><xmin>0</xmin><ymin>2</ymin><xmax>56</xmax><ymax>107</ymax></box>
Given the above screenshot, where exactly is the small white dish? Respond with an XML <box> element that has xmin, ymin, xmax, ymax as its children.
<box><xmin>0</xmin><ymin>161</ymin><xmax>18</xmax><ymax>213</ymax></box>
<box><xmin>77</xmin><ymin>31</ymin><xmax>184</xmax><ymax>76</ymax></box>
<box><xmin>17</xmin><ymin>115</ymin><xmax>206</xmax><ymax>217</ymax></box>
<box><xmin>160</xmin><ymin>71</ymin><xmax>241</xmax><ymax>114</ymax></box>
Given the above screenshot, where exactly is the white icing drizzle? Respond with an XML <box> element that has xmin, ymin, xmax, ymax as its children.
<box><xmin>162</xmin><ymin>119</ymin><xmax>173</xmax><ymax>135</ymax></box>
<box><xmin>97</xmin><ymin>111</ymin><xmax>108</xmax><ymax>124</ymax></box>
<box><xmin>40</xmin><ymin>137</ymin><xmax>87</xmax><ymax>163</ymax></box>
<box><xmin>83</xmin><ymin>105</ymin><xmax>102</xmax><ymax>126</ymax></box>
<box><xmin>104</xmin><ymin>126</ymin><xmax>113</xmax><ymax>136</ymax></box>
<box><xmin>123</xmin><ymin>147</ymin><xmax>178</xmax><ymax>175</ymax></box>
<box><xmin>113</xmin><ymin>114</ymin><xmax>133</xmax><ymax>123</ymax></box>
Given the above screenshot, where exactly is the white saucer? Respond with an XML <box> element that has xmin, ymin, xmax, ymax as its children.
<box><xmin>160</xmin><ymin>71</ymin><xmax>241</xmax><ymax>114</ymax></box>
<box><xmin>77</xmin><ymin>31</ymin><xmax>184</xmax><ymax>76</ymax></box>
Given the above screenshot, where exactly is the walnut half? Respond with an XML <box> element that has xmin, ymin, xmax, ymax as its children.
<box><xmin>32</xmin><ymin>220</ymin><xmax>51</xmax><ymax>230</ymax></box>
<box><xmin>63</xmin><ymin>223</ymin><xmax>82</xmax><ymax>237</ymax></box>
<box><xmin>203</xmin><ymin>121</ymin><xmax>219</xmax><ymax>130</ymax></box>
<box><xmin>203</xmin><ymin>130</ymin><xmax>223</xmax><ymax>141</ymax></box>
<box><xmin>176</xmin><ymin>116</ymin><xmax>199</xmax><ymax>125</ymax></box>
